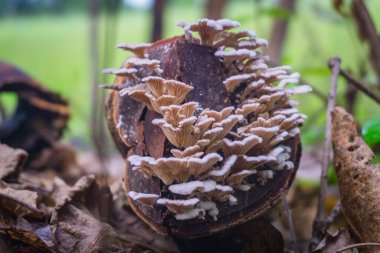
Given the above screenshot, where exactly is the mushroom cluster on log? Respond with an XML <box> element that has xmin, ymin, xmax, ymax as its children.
<box><xmin>104</xmin><ymin>18</ymin><xmax>310</xmax><ymax>238</ymax></box>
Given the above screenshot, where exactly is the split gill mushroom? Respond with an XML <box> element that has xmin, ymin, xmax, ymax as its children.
<box><xmin>104</xmin><ymin>18</ymin><xmax>310</xmax><ymax>238</ymax></box>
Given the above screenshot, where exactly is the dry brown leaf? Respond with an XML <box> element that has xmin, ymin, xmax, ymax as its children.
<box><xmin>50</xmin><ymin>175</ymin><xmax>160</xmax><ymax>253</ymax></box>
<box><xmin>0</xmin><ymin>180</ymin><xmax>42</xmax><ymax>217</ymax></box>
<box><xmin>0</xmin><ymin>144</ymin><xmax>27</xmax><ymax>182</ymax></box>
<box><xmin>0</xmin><ymin>189</ymin><xmax>53</xmax><ymax>253</ymax></box>
<box><xmin>332</xmin><ymin>107</ymin><xmax>380</xmax><ymax>252</ymax></box>
<box><xmin>0</xmin><ymin>227</ymin><xmax>52</xmax><ymax>253</ymax></box>
<box><xmin>111</xmin><ymin>182</ymin><xmax>180</xmax><ymax>253</ymax></box>
<box><xmin>313</xmin><ymin>228</ymin><xmax>353</xmax><ymax>253</ymax></box>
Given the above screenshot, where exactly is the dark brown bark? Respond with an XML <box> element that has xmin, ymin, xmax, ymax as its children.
<box><xmin>151</xmin><ymin>0</ymin><xmax>167</xmax><ymax>42</ymax></box>
<box><xmin>205</xmin><ymin>0</ymin><xmax>228</xmax><ymax>20</ymax></box>
<box><xmin>267</xmin><ymin>0</ymin><xmax>296</xmax><ymax>66</ymax></box>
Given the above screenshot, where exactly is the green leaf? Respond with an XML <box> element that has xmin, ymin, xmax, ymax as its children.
<box><xmin>372</xmin><ymin>155</ymin><xmax>380</xmax><ymax>164</ymax></box>
<box><xmin>327</xmin><ymin>166</ymin><xmax>338</xmax><ymax>185</ymax></box>
<box><xmin>362</xmin><ymin>117</ymin><xmax>380</xmax><ymax>145</ymax></box>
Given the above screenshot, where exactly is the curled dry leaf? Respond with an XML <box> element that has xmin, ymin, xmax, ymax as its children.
<box><xmin>332</xmin><ymin>106</ymin><xmax>380</xmax><ymax>251</ymax></box>
<box><xmin>105</xmin><ymin>18</ymin><xmax>309</xmax><ymax>238</ymax></box>
<box><xmin>0</xmin><ymin>61</ymin><xmax>69</xmax><ymax>164</ymax></box>
<box><xmin>313</xmin><ymin>228</ymin><xmax>353</xmax><ymax>253</ymax></box>
<box><xmin>0</xmin><ymin>146</ymin><xmax>53</xmax><ymax>252</ymax></box>
<box><xmin>0</xmin><ymin>144</ymin><xmax>27</xmax><ymax>182</ymax></box>
<box><xmin>0</xmin><ymin>180</ymin><xmax>42</xmax><ymax>217</ymax></box>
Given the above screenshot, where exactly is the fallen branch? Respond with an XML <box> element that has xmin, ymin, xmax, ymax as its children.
<box><xmin>339</xmin><ymin>68</ymin><xmax>380</xmax><ymax>104</ymax></box>
<box><xmin>311</xmin><ymin>57</ymin><xmax>341</xmax><ymax>249</ymax></box>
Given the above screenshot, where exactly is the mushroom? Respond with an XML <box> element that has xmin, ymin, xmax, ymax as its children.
<box><xmin>128</xmin><ymin>191</ymin><xmax>159</xmax><ymax>206</ymax></box>
<box><xmin>168</xmin><ymin>180</ymin><xmax>233</xmax><ymax>203</ymax></box>
<box><xmin>213</xmin><ymin>29</ymin><xmax>257</xmax><ymax>48</ymax></box>
<box><xmin>231</xmin><ymin>155</ymin><xmax>276</xmax><ymax>174</ymax></box>
<box><xmin>226</xmin><ymin>170</ymin><xmax>256</xmax><ymax>188</ymax></box>
<box><xmin>183</xmin><ymin>18</ymin><xmax>239</xmax><ymax>46</ymax></box>
<box><xmin>102</xmin><ymin>67</ymin><xmax>138</xmax><ymax>80</ymax></box>
<box><xmin>208</xmin><ymin>155</ymin><xmax>237</xmax><ymax>182</ymax></box>
<box><xmin>125</xmin><ymin>58</ymin><xmax>163</xmax><ymax>74</ymax></box>
<box><xmin>157</xmin><ymin>198</ymin><xmax>200</xmax><ymax>214</ymax></box>
<box><xmin>129</xmin><ymin>153</ymin><xmax>223</xmax><ymax>185</ymax></box>
<box><xmin>152</xmin><ymin>116</ymin><xmax>214</xmax><ymax>148</ymax></box>
<box><xmin>215</xmin><ymin>49</ymin><xmax>256</xmax><ymax>65</ymax></box>
<box><xmin>126</xmin><ymin>77</ymin><xmax>194</xmax><ymax>115</ymax></box>
<box><xmin>175</xmin><ymin>208</ymin><xmax>205</xmax><ymax>220</ymax></box>
<box><xmin>235</xmin><ymin>102</ymin><xmax>261</xmax><ymax>117</ymax></box>
<box><xmin>198</xmin><ymin>201</ymin><xmax>219</xmax><ymax>221</ymax></box>
<box><xmin>116</xmin><ymin>43</ymin><xmax>152</xmax><ymax>58</ymax></box>
<box><xmin>222</xmin><ymin>73</ymin><xmax>255</xmax><ymax>92</ymax></box>
<box><xmin>222</xmin><ymin>135</ymin><xmax>262</xmax><ymax>157</ymax></box>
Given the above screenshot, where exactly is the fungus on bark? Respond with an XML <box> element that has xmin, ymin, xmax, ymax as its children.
<box><xmin>104</xmin><ymin>18</ymin><xmax>310</xmax><ymax>238</ymax></box>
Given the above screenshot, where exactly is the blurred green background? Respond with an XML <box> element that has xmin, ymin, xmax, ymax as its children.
<box><xmin>1</xmin><ymin>0</ymin><xmax>379</xmax><ymax>149</ymax></box>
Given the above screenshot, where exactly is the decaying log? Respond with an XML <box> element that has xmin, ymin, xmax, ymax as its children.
<box><xmin>0</xmin><ymin>61</ymin><xmax>69</xmax><ymax>164</ymax></box>
<box><xmin>105</xmin><ymin>19</ymin><xmax>309</xmax><ymax>238</ymax></box>
<box><xmin>332</xmin><ymin>107</ymin><xmax>380</xmax><ymax>252</ymax></box>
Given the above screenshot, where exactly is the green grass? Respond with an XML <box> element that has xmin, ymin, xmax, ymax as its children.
<box><xmin>1</xmin><ymin>0</ymin><xmax>380</xmax><ymax>145</ymax></box>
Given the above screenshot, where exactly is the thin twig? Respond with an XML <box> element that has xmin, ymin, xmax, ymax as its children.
<box><xmin>339</xmin><ymin>68</ymin><xmax>380</xmax><ymax>104</ymax></box>
<box><xmin>281</xmin><ymin>190</ymin><xmax>298</xmax><ymax>253</ymax></box>
<box><xmin>337</xmin><ymin>242</ymin><xmax>380</xmax><ymax>253</ymax></box>
<box><xmin>311</xmin><ymin>57</ymin><xmax>341</xmax><ymax>249</ymax></box>
<box><xmin>325</xmin><ymin>202</ymin><xmax>341</xmax><ymax>229</ymax></box>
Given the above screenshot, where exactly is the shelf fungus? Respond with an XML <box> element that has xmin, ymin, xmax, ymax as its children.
<box><xmin>104</xmin><ymin>18</ymin><xmax>310</xmax><ymax>238</ymax></box>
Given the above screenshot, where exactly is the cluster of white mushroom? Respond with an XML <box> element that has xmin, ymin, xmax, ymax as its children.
<box><xmin>104</xmin><ymin>18</ymin><xmax>311</xmax><ymax>221</ymax></box>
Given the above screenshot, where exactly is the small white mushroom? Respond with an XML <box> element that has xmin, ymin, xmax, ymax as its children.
<box><xmin>215</xmin><ymin>49</ymin><xmax>256</xmax><ymax>66</ymax></box>
<box><xmin>116</xmin><ymin>43</ymin><xmax>152</xmax><ymax>58</ymax></box>
<box><xmin>128</xmin><ymin>191</ymin><xmax>159</xmax><ymax>206</ymax></box>
<box><xmin>125</xmin><ymin>58</ymin><xmax>163</xmax><ymax>74</ymax></box>
<box><xmin>222</xmin><ymin>135</ymin><xmax>262</xmax><ymax>157</ymax></box>
<box><xmin>209</xmin><ymin>155</ymin><xmax>237</xmax><ymax>181</ymax></box>
<box><xmin>222</xmin><ymin>73</ymin><xmax>255</xmax><ymax>92</ymax></box>
<box><xmin>157</xmin><ymin>198</ymin><xmax>200</xmax><ymax>214</ymax></box>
